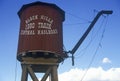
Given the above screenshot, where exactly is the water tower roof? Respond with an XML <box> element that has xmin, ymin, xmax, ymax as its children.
<box><xmin>18</xmin><ymin>1</ymin><xmax>65</xmax><ymax>21</ymax></box>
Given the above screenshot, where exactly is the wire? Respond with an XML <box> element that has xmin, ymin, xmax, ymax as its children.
<box><xmin>64</xmin><ymin>12</ymin><xmax>91</xmax><ymax>26</ymax></box>
<box><xmin>80</xmin><ymin>43</ymin><xmax>100</xmax><ymax>81</ymax></box>
<box><xmin>80</xmin><ymin>15</ymin><xmax>109</xmax><ymax>81</ymax></box>
<box><xmin>64</xmin><ymin>22</ymin><xmax>91</xmax><ymax>26</ymax></box>
<box><xmin>75</xmin><ymin>15</ymin><xmax>105</xmax><ymax>59</ymax></box>
<box><xmin>14</xmin><ymin>58</ymin><xmax>18</xmax><ymax>81</ymax></box>
<box><xmin>66</xmin><ymin>12</ymin><xmax>91</xmax><ymax>23</ymax></box>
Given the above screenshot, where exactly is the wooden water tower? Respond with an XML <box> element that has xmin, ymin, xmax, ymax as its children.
<box><xmin>17</xmin><ymin>1</ymin><xmax>113</xmax><ymax>81</ymax></box>
<box><xmin>17</xmin><ymin>1</ymin><xmax>67</xmax><ymax>81</ymax></box>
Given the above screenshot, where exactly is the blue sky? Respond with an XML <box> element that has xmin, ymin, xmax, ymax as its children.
<box><xmin>0</xmin><ymin>0</ymin><xmax>120</xmax><ymax>81</ymax></box>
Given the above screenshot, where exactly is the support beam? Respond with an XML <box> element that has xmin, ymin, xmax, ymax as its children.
<box><xmin>41</xmin><ymin>67</ymin><xmax>52</xmax><ymax>81</ymax></box>
<box><xmin>70</xmin><ymin>10</ymin><xmax>113</xmax><ymax>54</ymax></box>
<box><xmin>20</xmin><ymin>58</ymin><xmax>59</xmax><ymax>81</ymax></box>
<box><xmin>51</xmin><ymin>65</ymin><xmax>58</xmax><ymax>81</ymax></box>
<box><xmin>27</xmin><ymin>65</ymin><xmax>39</xmax><ymax>81</ymax></box>
<box><xmin>21</xmin><ymin>64</ymin><xmax>28</xmax><ymax>81</ymax></box>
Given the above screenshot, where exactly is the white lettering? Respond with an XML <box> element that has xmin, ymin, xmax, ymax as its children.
<box><xmin>40</xmin><ymin>15</ymin><xmax>53</xmax><ymax>24</ymax></box>
<box><xmin>25</xmin><ymin>15</ymin><xmax>38</xmax><ymax>24</ymax></box>
<box><xmin>21</xmin><ymin>15</ymin><xmax>57</xmax><ymax>36</ymax></box>
<box><xmin>37</xmin><ymin>29</ymin><xmax>58</xmax><ymax>35</ymax></box>
<box><xmin>25</xmin><ymin>23</ymin><xmax>35</xmax><ymax>30</ymax></box>
<box><xmin>20</xmin><ymin>30</ymin><xmax>35</xmax><ymax>35</ymax></box>
<box><xmin>38</xmin><ymin>22</ymin><xmax>51</xmax><ymax>29</ymax></box>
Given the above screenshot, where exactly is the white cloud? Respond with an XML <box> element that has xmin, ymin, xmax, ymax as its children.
<box><xmin>102</xmin><ymin>57</ymin><xmax>111</xmax><ymax>64</ymax></box>
<box><xmin>58</xmin><ymin>67</ymin><xmax>120</xmax><ymax>81</ymax></box>
<box><xmin>37</xmin><ymin>66</ymin><xmax>120</xmax><ymax>81</ymax></box>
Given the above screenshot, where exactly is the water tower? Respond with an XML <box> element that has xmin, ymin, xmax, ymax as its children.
<box><xmin>17</xmin><ymin>1</ymin><xmax>113</xmax><ymax>81</ymax></box>
<box><xmin>17</xmin><ymin>1</ymin><xmax>67</xmax><ymax>81</ymax></box>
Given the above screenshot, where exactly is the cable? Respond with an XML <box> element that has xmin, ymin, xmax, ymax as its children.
<box><xmin>80</xmin><ymin>15</ymin><xmax>109</xmax><ymax>81</ymax></box>
<box><xmin>14</xmin><ymin>58</ymin><xmax>18</xmax><ymax>81</ymax></box>
<box><xmin>64</xmin><ymin>12</ymin><xmax>91</xmax><ymax>26</ymax></box>
<box><xmin>66</xmin><ymin>12</ymin><xmax>91</xmax><ymax>23</ymax></box>
<box><xmin>64</xmin><ymin>22</ymin><xmax>91</xmax><ymax>26</ymax></box>
<box><xmin>80</xmin><ymin>43</ymin><xmax>100</xmax><ymax>81</ymax></box>
<box><xmin>75</xmin><ymin>14</ymin><xmax>106</xmax><ymax>59</ymax></box>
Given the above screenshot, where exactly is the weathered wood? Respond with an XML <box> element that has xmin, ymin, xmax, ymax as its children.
<box><xmin>27</xmin><ymin>65</ymin><xmax>39</xmax><ymax>81</ymax></box>
<box><xmin>41</xmin><ymin>67</ymin><xmax>52</xmax><ymax>81</ymax></box>
<box><xmin>21</xmin><ymin>64</ymin><xmax>28</xmax><ymax>81</ymax></box>
<box><xmin>51</xmin><ymin>65</ymin><xmax>58</xmax><ymax>81</ymax></box>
